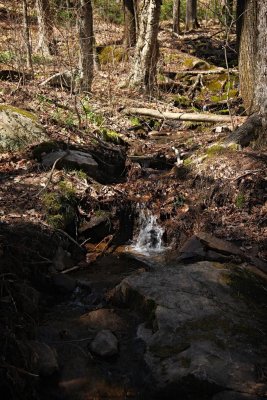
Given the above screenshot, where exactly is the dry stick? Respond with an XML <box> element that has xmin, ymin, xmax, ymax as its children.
<box><xmin>122</xmin><ymin>107</ymin><xmax>246</xmax><ymax>124</ymax></box>
<box><xmin>39</xmin><ymin>221</ymin><xmax>83</xmax><ymax>251</ymax></box>
<box><xmin>0</xmin><ymin>363</ymin><xmax>39</xmax><ymax>378</ymax></box>
<box><xmin>35</xmin><ymin>151</ymin><xmax>68</xmax><ymax>197</ymax></box>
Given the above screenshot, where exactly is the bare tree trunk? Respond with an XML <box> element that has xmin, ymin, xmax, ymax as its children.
<box><xmin>226</xmin><ymin>0</ymin><xmax>267</xmax><ymax>146</ymax></box>
<box><xmin>185</xmin><ymin>0</ymin><xmax>199</xmax><ymax>31</ymax></box>
<box><xmin>123</xmin><ymin>0</ymin><xmax>136</xmax><ymax>48</ymax></box>
<box><xmin>78</xmin><ymin>0</ymin><xmax>94</xmax><ymax>92</ymax></box>
<box><xmin>238</xmin><ymin>0</ymin><xmax>257</xmax><ymax>113</ymax></box>
<box><xmin>173</xmin><ymin>0</ymin><xmax>180</xmax><ymax>34</ymax></box>
<box><xmin>36</xmin><ymin>0</ymin><xmax>56</xmax><ymax>55</ymax></box>
<box><xmin>254</xmin><ymin>1</ymin><xmax>267</xmax><ymax>127</ymax></box>
<box><xmin>128</xmin><ymin>0</ymin><xmax>162</xmax><ymax>92</ymax></box>
<box><xmin>22</xmin><ymin>0</ymin><xmax>33</xmax><ymax>72</ymax></box>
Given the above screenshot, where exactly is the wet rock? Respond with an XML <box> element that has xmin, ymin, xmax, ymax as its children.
<box><xmin>53</xmin><ymin>246</ymin><xmax>74</xmax><ymax>272</ymax></box>
<box><xmin>0</xmin><ymin>105</ymin><xmax>48</xmax><ymax>152</ymax></box>
<box><xmin>111</xmin><ymin>261</ymin><xmax>267</xmax><ymax>397</ymax></box>
<box><xmin>90</xmin><ymin>329</ymin><xmax>118</xmax><ymax>357</ymax></box>
<box><xmin>29</xmin><ymin>341</ymin><xmax>58</xmax><ymax>377</ymax></box>
<box><xmin>42</xmin><ymin>150</ymin><xmax>99</xmax><ymax>179</ymax></box>
<box><xmin>80</xmin><ymin>309</ymin><xmax>124</xmax><ymax>331</ymax></box>
<box><xmin>51</xmin><ymin>273</ymin><xmax>76</xmax><ymax>293</ymax></box>
<box><xmin>79</xmin><ymin>213</ymin><xmax>111</xmax><ymax>241</ymax></box>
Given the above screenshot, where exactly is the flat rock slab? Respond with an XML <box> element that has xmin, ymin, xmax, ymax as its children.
<box><xmin>178</xmin><ymin>233</ymin><xmax>267</xmax><ymax>273</ymax></box>
<box><xmin>111</xmin><ymin>261</ymin><xmax>267</xmax><ymax>398</ymax></box>
<box><xmin>0</xmin><ymin>105</ymin><xmax>48</xmax><ymax>152</ymax></box>
<box><xmin>42</xmin><ymin>150</ymin><xmax>99</xmax><ymax>178</ymax></box>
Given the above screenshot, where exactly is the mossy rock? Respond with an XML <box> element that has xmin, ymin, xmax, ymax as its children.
<box><xmin>0</xmin><ymin>105</ymin><xmax>48</xmax><ymax>152</ymax></box>
<box><xmin>42</xmin><ymin>181</ymin><xmax>77</xmax><ymax>230</ymax></box>
<box><xmin>98</xmin><ymin>46</ymin><xmax>126</xmax><ymax>65</ymax></box>
<box><xmin>101</xmin><ymin>129</ymin><xmax>125</xmax><ymax>145</ymax></box>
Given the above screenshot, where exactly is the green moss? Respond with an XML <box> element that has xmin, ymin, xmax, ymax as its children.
<box><xmin>235</xmin><ymin>192</ymin><xmax>245</xmax><ymax>208</ymax></box>
<box><xmin>0</xmin><ymin>105</ymin><xmax>37</xmax><ymax>121</ymax></box>
<box><xmin>0</xmin><ymin>51</ymin><xmax>14</xmax><ymax>63</ymax></box>
<box><xmin>130</xmin><ymin>116</ymin><xmax>141</xmax><ymax>127</ymax></box>
<box><xmin>101</xmin><ymin>129</ymin><xmax>124</xmax><ymax>144</ymax></box>
<box><xmin>205</xmin><ymin>144</ymin><xmax>229</xmax><ymax>157</ymax></box>
<box><xmin>42</xmin><ymin>180</ymin><xmax>77</xmax><ymax>230</ymax></box>
<box><xmin>183</xmin><ymin>58</ymin><xmax>194</xmax><ymax>69</ymax></box>
<box><xmin>173</xmin><ymin>95</ymin><xmax>191</xmax><ymax>107</ymax></box>
<box><xmin>206</xmin><ymin>81</ymin><xmax>222</xmax><ymax>92</ymax></box>
<box><xmin>98</xmin><ymin>46</ymin><xmax>126</xmax><ymax>64</ymax></box>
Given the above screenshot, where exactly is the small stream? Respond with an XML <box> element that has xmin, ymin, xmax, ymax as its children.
<box><xmin>37</xmin><ymin>210</ymin><xmax>166</xmax><ymax>400</ymax></box>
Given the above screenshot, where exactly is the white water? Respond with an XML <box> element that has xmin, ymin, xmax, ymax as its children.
<box><xmin>131</xmin><ymin>207</ymin><xmax>165</xmax><ymax>255</ymax></box>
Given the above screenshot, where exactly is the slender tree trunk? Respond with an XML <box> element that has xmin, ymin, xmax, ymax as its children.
<box><xmin>128</xmin><ymin>0</ymin><xmax>162</xmax><ymax>92</ymax></box>
<box><xmin>78</xmin><ymin>0</ymin><xmax>94</xmax><ymax>92</ymax></box>
<box><xmin>173</xmin><ymin>0</ymin><xmax>180</xmax><ymax>34</ymax></box>
<box><xmin>185</xmin><ymin>0</ymin><xmax>199</xmax><ymax>31</ymax></box>
<box><xmin>238</xmin><ymin>0</ymin><xmax>257</xmax><ymax>113</ymax></box>
<box><xmin>36</xmin><ymin>0</ymin><xmax>56</xmax><ymax>55</ymax></box>
<box><xmin>22</xmin><ymin>0</ymin><xmax>33</xmax><ymax>72</ymax></box>
<box><xmin>123</xmin><ymin>0</ymin><xmax>136</xmax><ymax>48</ymax></box>
<box><xmin>224</xmin><ymin>0</ymin><xmax>234</xmax><ymax>27</ymax></box>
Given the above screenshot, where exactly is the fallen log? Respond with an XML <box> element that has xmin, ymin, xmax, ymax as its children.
<box><xmin>122</xmin><ymin>107</ymin><xmax>246</xmax><ymax>124</ymax></box>
<box><xmin>163</xmin><ymin>69</ymin><xmax>239</xmax><ymax>80</ymax></box>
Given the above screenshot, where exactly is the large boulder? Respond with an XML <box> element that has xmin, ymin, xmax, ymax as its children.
<box><xmin>0</xmin><ymin>105</ymin><xmax>48</xmax><ymax>152</ymax></box>
<box><xmin>111</xmin><ymin>262</ymin><xmax>267</xmax><ymax>399</ymax></box>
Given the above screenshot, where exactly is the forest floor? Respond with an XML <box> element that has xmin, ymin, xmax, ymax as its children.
<box><xmin>0</xmin><ymin>11</ymin><xmax>267</xmax><ymax>400</ymax></box>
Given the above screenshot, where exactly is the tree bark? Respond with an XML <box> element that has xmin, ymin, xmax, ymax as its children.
<box><xmin>128</xmin><ymin>0</ymin><xmax>162</xmax><ymax>92</ymax></box>
<box><xmin>123</xmin><ymin>0</ymin><xmax>136</xmax><ymax>48</ymax></box>
<box><xmin>185</xmin><ymin>0</ymin><xmax>199</xmax><ymax>31</ymax></box>
<box><xmin>238</xmin><ymin>0</ymin><xmax>257</xmax><ymax>114</ymax></box>
<box><xmin>226</xmin><ymin>0</ymin><xmax>267</xmax><ymax>146</ymax></box>
<box><xmin>78</xmin><ymin>0</ymin><xmax>94</xmax><ymax>92</ymax></box>
<box><xmin>22</xmin><ymin>0</ymin><xmax>33</xmax><ymax>72</ymax></box>
<box><xmin>254</xmin><ymin>1</ymin><xmax>267</xmax><ymax>126</ymax></box>
<box><xmin>36</xmin><ymin>0</ymin><xmax>56</xmax><ymax>55</ymax></box>
<box><xmin>173</xmin><ymin>0</ymin><xmax>180</xmax><ymax>34</ymax></box>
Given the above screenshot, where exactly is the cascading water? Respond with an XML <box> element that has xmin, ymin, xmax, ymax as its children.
<box><xmin>131</xmin><ymin>207</ymin><xmax>165</xmax><ymax>254</ymax></box>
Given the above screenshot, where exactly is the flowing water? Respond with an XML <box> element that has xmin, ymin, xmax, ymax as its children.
<box><xmin>131</xmin><ymin>207</ymin><xmax>166</xmax><ymax>255</ymax></box>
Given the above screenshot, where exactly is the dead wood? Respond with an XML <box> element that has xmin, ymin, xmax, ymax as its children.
<box><xmin>224</xmin><ymin>114</ymin><xmax>263</xmax><ymax>147</ymax></box>
<box><xmin>163</xmin><ymin>69</ymin><xmax>239</xmax><ymax>80</ymax></box>
<box><xmin>122</xmin><ymin>107</ymin><xmax>246</xmax><ymax>124</ymax></box>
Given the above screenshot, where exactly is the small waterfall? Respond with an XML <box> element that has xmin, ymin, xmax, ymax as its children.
<box><xmin>131</xmin><ymin>207</ymin><xmax>165</xmax><ymax>254</ymax></box>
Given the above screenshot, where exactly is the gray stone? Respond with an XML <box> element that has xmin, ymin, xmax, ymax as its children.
<box><xmin>42</xmin><ymin>150</ymin><xmax>99</xmax><ymax>178</ymax></box>
<box><xmin>0</xmin><ymin>105</ymin><xmax>48</xmax><ymax>152</ymax></box>
<box><xmin>111</xmin><ymin>261</ymin><xmax>267</xmax><ymax>397</ymax></box>
<box><xmin>90</xmin><ymin>329</ymin><xmax>118</xmax><ymax>357</ymax></box>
